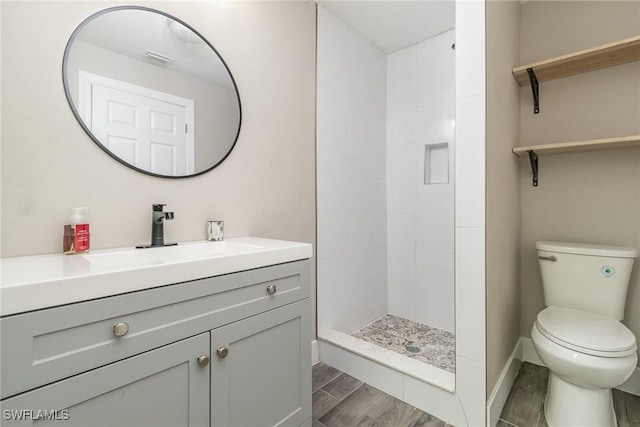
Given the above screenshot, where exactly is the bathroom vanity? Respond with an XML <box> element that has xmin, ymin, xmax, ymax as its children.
<box><xmin>0</xmin><ymin>237</ymin><xmax>312</xmax><ymax>427</ymax></box>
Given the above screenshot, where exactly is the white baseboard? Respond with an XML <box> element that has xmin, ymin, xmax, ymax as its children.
<box><xmin>486</xmin><ymin>340</ymin><xmax>522</xmax><ymax>427</ymax></box>
<box><xmin>520</xmin><ymin>336</ymin><xmax>639</xmax><ymax>397</ymax></box>
<box><xmin>311</xmin><ymin>339</ymin><xmax>319</xmax><ymax>365</ymax></box>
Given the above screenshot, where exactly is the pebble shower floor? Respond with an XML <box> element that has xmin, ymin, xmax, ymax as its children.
<box><xmin>351</xmin><ymin>314</ymin><xmax>456</xmax><ymax>373</ymax></box>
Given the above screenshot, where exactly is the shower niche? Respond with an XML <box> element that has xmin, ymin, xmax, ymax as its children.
<box><xmin>424</xmin><ymin>143</ymin><xmax>450</xmax><ymax>185</ymax></box>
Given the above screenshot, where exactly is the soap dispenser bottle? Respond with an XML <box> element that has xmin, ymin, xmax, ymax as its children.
<box><xmin>63</xmin><ymin>207</ymin><xmax>90</xmax><ymax>254</ymax></box>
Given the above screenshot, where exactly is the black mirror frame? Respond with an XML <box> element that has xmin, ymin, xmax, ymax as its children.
<box><xmin>62</xmin><ymin>5</ymin><xmax>242</xmax><ymax>179</ymax></box>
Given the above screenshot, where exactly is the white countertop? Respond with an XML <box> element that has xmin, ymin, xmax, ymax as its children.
<box><xmin>1</xmin><ymin>237</ymin><xmax>312</xmax><ymax>316</ymax></box>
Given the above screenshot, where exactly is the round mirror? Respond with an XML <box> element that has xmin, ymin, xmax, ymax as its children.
<box><xmin>63</xmin><ymin>6</ymin><xmax>241</xmax><ymax>178</ymax></box>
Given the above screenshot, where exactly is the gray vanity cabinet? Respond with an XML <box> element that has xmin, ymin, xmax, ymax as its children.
<box><xmin>211</xmin><ymin>300</ymin><xmax>311</xmax><ymax>427</ymax></box>
<box><xmin>1</xmin><ymin>259</ymin><xmax>312</xmax><ymax>427</ymax></box>
<box><xmin>0</xmin><ymin>333</ymin><xmax>210</xmax><ymax>426</ymax></box>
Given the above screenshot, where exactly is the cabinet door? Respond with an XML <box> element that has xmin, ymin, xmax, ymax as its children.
<box><xmin>1</xmin><ymin>333</ymin><xmax>209</xmax><ymax>427</ymax></box>
<box><xmin>211</xmin><ymin>300</ymin><xmax>311</xmax><ymax>427</ymax></box>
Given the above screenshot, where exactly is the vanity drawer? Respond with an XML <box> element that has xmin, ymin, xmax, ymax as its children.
<box><xmin>0</xmin><ymin>259</ymin><xmax>310</xmax><ymax>399</ymax></box>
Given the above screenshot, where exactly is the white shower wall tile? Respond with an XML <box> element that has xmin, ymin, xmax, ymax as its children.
<box><xmin>387</xmin><ymin>74</ymin><xmax>417</xmax><ymax>147</ymax></box>
<box><xmin>348</xmin><ymin>62</ymin><xmax>371</xmax><ymax>106</ymax></box>
<box><xmin>388</xmin><ymin>44</ymin><xmax>417</xmax><ymax>78</ymax></box>
<box><xmin>347</xmin><ymin>101</ymin><xmax>371</xmax><ymax>142</ymax></box>
<box><xmin>372</xmin><ymin>210</ymin><xmax>388</xmax><ymax>249</ymax></box>
<box><xmin>388</xmin><ymin>281</ymin><xmax>416</xmax><ymax>322</ymax></box>
<box><xmin>317</xmin><ymin>256</ymin><xmax>348</xmax><ymax>332</ymax></box>
<box><xmin>316</xmin><ymin>8</ymin><xmax>348</xmax><ymax>95</ymax></box>
<box><xmin>339</xmin><ymin>215</ymin><xmax>386</xmax><ymax>333</ymax></box>
<box><xmin>347</xmin><ymin>34</ymin><xmax>386</xmax><ymax>110</ymax></box>
<box><xmin>455</xmin><ymin>94</ymin><xmax>485</xmax><ymax>228</ymax></box>
<box><xmin>346</xmin><ymin>175</ymin><xmax>385</xmax><ymax>217</ymax></box>
<box><xmin>456</xmin><ymin>355</ymin><xmax>486</xmax><ymax>426</ymax></box>
<box><xmin>388</xmin><ymin>73</ymin><xmax>417</xmax><ymax>118</ymax></box>
<box><xmin>387</xmin><ymin>144</ymin><xmax>417</xmax><ymax>214</ymax></box>
<box><xmin>369</xmin><ymin>63</ymin><xmax>389</xmax><ymax>112</ymax></box>
<box><xmin>346</xmin><ymin>214</ymin><xmax>377</xmax><ymax>263</ymax></box>
<box><xmin>453</xmin><ymin>1</ymin><xmax>485</xmax><ymax>421</ymax></box>
<box><xmin>346</xmin><ymin>138</ymin><xmax>374</xmax><ymax>215</ymax></box>
<box><xmin>387</xmin><ymin>107</ymin><xmax>417</xmax><ymax>149</ymax></box>
<box><xmin>455</xmin><ymin>227</ymin><xmax>486</xmax><ymax>364</ymax></box>
<box><xmin>370</xmin><ymin>104</ymin><xmax>387</xmax><ymax>142</ymax></box>
<box><xmin>316</xmin><ymin>172</ymin><xmax>347</xmax><ymax>261</ymax></box>
<box><xmin>347</xmin><ymin>24</ymin><xmax>382</xmax><ymax>68</ymax></box>
<box><xmin>415</xmin><ymin>251</ymin><xmax>455</xmax><ymax>332</ymax></box>
<box><xmin>372</xmin><ymin>245</ymin><xmax>389</xmax><ymax>303</ymax></box>
<box><xmin>417</xmin><ymin>29</ymin><xmax>456</xmax><ymax>107</ymax></box>
<box><xmin>455</xmin><ymin>0</ymin><xmax>486</xmax><ymax>99</ymax></box>
<box><xmin>316</xmin><ymin>86</ymin><xmax>347</xmax><ymax>175</ymax></box>
<box><xmin>387</xmin><ymin>213</ymin><xmax>416</xmax><ymax>285</ymax></box>
<box><xmin>372</xmin><ymin>136</ymin><xmax>388</xmax><ymax>182</ymax></box>
<box><xmin>371</xmin><ymin>178</ymin><xmax>388</xmax><ymax>216</ymax></box>
<box><xmin>416</xmin><ymin>183</ymin><xmax>454</xmax><ymax>254</ymax></box>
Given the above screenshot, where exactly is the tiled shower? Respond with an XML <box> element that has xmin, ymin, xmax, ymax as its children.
<box><xmin>317</xmin><ymin>2</ymin><xmax>487</xmax><ymax>423</ymax></box>
<box><xmin>316</xmin><ymin>5</ymin><xmax>456</xmax><ymax>372</ymax></box>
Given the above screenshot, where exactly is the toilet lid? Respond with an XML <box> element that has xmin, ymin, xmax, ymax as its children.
<box><xmin>536</xmin><ymin>306</ymin><xmax>637</xmax><ymax>356</ymax></box>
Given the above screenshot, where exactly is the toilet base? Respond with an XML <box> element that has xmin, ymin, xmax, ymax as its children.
<box><xmin>545</xmin><ymin>372</ymin><xmax>616</xmax><ymax>427</ymax></box>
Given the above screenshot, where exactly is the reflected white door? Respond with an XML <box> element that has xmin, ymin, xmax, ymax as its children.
<box><xmin>80</xmin><ymin>72</ymin><xmax>194</xmax><ymax>175</ymax></box>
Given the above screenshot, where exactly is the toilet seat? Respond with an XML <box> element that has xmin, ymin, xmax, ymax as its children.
<box><xmin>536</xmin><ymin>306</ymin><xmax>637</xmax><ymax>358</ymax></box>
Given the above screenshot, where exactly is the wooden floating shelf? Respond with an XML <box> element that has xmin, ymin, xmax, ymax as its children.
<box><xmin>513</xmin><ymin>135</ymin><xmax>640</xmax><ymax>157</ymax></box>
<box><xmin>514</xmin><ymin>135</ymin><xmax>640</xmax><ymax>187</ymax></box>
<box><xmin>513</xmin><ymin>35</ymin><xmax>640</xmax><ymax>86</ymax></box>
<box><xmin>513</xmin><ymin>36</ymin><xmax>640</xmax><ymax>183</ymax></box>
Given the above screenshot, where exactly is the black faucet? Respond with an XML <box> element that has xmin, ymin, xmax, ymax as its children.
<box><xmin>136</xmin><ymin>204</ymin><xmax>177</xmax><ymax>248</ymax></box>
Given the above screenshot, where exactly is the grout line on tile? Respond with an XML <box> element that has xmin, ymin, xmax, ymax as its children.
<box><xmin>315</xmin><ymin>372</ymin><xmax>342</xmax><ymax>391</ymax></box>
<box><xmin>497</xmin><ymin>418</ymin><xmax>519</xmax><ymax>427</ymax></box>
<box><xmin>335</xmin><ymin>382</ymin><xmax>366</xmax><ymax>403</ymax></box>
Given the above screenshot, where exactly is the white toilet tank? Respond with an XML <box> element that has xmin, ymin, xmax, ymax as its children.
<box><xmin>536</xmin><ymin>241</ymin><xmax>638</xmax><ymax>319</ymax></box>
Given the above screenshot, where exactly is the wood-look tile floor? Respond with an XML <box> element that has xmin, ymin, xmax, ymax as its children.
<box><xmin>312</xmin><ymin>363</ymin><xmax>452</xmax><ymax>427</ymax></box>
<box><xmin>314</xmin><ymin>361</ymin><xmax>640</xmax><ymax>427</ymax></box>
<box><xmin>498</xmin><ymin>362</ymin><xmax>640</xmax><ymax>427</ymax></box>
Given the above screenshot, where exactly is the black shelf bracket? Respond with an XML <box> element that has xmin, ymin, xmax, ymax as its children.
<box><xmin>527</xmin><ymin>68</ymin><xmax>540</xmax><ymax>114</ymax></box>
<box><xmin>528</xmin><ymin>150</ymin><xmax>539</xmax><ymax>187</ymax></box>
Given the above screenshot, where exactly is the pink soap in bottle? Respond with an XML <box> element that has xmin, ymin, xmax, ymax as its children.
<box><xmin>63</xmin><ymin>207</ymin><xmax>90</xmax><ymax>254</ymax></box>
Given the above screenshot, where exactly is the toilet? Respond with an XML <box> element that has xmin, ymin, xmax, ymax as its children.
<box><xmin>532</xmin><ymin>241</ymin><xmax>638</xmax><ymax>427</ymax></box>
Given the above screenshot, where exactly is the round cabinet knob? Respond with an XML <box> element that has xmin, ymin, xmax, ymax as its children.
<box><xmin>266</xmin><ymin>284</ymin><xmax>277</xmax><ymax>295</ymax></box>
<box><xmin>197</xmin><ymin>355</ymin><xmax>209</xmax><ymax>368</ymax></box>
<box><xmin>216</xmin><ymin>347</ymin><xmax>229</xmax><ymax>359</ymax></box>
<box><xmin>113</xmin><ymin>322</ymin><xmax>129</xmax><ymax>337</ymax></box>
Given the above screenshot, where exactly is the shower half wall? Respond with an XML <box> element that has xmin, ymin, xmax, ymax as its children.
<box><xmin>316</xmin><ymin>4</ymin><xmax>456</xmax><ymax>392</ymax></box>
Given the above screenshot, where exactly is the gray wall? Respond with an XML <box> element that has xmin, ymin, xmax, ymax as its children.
<box><xmin>486</xmin><ymin>0</ymin><xmax>521</xmax><ymax>396</ymax></box>
<box><xmin>519</xmin><ymin>1</ymin><xmax>640</xmax><ymax>367</ymax></box>
<box><xmin>1</xmin><ymin>0</ymin><xmax>316</xmax><ymax>328</ymax></box>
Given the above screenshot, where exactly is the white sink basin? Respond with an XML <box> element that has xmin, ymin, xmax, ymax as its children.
<box><xmin>82</xmin><ymin>240</ymin><xmax>262</xmax><ymax>269</ymax></box>
<box><xmin>1</xmin><ymin>237</ymin><xmax>312</xmax><ymax>316</ymax></box>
